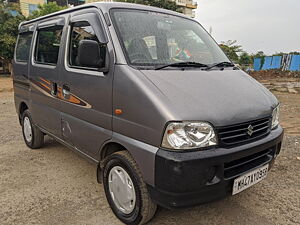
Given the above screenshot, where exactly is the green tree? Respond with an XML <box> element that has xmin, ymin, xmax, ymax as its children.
<box><xmin>251</xmin><ymin>51</ymin><xmax>265</xmax><ymax>59</ymax></box>
<box><xmin>0</xmin><ymin>1</ymin><xmax>25</xmax><ymax>73</ymax></box>
<box><xmin>289</xmin><ymin>51</ymin><xmax>300</xmax><ymax>55</ymax></box>
<box><xmin>0</xmin><ymin>1</ymin><xmax>66</xmax><ymax>73</ymax></box>
<box><xmin>28</xmin><ymin>2</ymin><xmax>67</xmax><ymax>19</ymax></box>
<box><xmin>219</xmin><ymin>40</ymin><xmax>242</xmax><ymax>62</ymax></box>
<box><xmin>117</xmin><ymin>0</ymin><xmax>182</xmax><ymax>12</ymax></box>
<box><xmin>239</xmin><ymin>52</ymin><xmax>251</xmax><ymax>66</ymax></box>
<box><xmin>272</xmin><ymin>52</ymin><xmax>285</xmax><ymax>56</ymax></box>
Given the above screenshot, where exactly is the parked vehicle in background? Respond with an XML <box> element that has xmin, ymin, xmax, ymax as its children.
<box><xmin>12</xmin><ymin>2</ymin><xmax>283</xmax><ymax>225</ymax></box>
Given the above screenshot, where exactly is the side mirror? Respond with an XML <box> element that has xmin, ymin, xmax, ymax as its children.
<box><xmin>77</xmin><ymin>40</ymin><xmax>109</xmax><ymax>72</ymax></box>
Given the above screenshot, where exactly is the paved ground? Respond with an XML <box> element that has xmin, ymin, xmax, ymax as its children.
<box><xmin>0</xmin><ymin>77</ymin><xmax>299</xmax><ymax>225</ymax></box>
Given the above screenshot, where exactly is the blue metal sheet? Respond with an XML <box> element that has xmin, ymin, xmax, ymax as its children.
<box><xmin>261</xmin><ymin>56</ymin><xmax>272</xmax><ymax>70</ymax></box>
<box><xmin>253</xmin><ymin>58</ymin><xmax>262</xmax><ymax>71</ymax></box>
<box><xmin>270</xmin><ymin>56</ymin><xmax>282</xmax><ymax>69</ymax></box>
<box><xmin>289</xmin><ymin>55</ymin><xmax>300</xmax><ymax>71</ymax></box>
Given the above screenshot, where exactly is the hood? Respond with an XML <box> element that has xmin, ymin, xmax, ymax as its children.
<box><xmin>141</xmin><ymin>69</ymin><xmax>278</xmax><ymax>127</ymax></box>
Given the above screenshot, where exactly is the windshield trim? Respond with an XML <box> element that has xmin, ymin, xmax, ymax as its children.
<box><xmin>109</xmin><ymin>8</ymin><xmax>230</xmax><ymax>70</ymax></box>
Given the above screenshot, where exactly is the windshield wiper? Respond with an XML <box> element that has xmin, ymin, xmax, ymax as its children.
<box><xmin>205</xmin><ymin>61</ymin><xmax>235</xmax><ymax>71</ymax></box>
<box><xmin>155</xmin><ymin>62</ymin><xmax>209</xmax><ymax>70</ymax></box>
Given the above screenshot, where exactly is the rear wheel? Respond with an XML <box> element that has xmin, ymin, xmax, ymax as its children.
<box><xmin>21</xmin><ymin>110</ymin><xmax>44</xmax><ymax>149</ymax></box>
<box><xmin>103</xmin><ymin>151</ymin><xmax>157</xmax><ymax>225</ymax></box>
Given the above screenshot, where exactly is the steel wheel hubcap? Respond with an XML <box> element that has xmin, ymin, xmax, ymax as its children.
<box><xmin>108</xmin><ymin>166</ymin><xmax>136</xmax><ymax>214</ymax></box>
<box><xmin>23</xmin><ymin>117</ymin><xmax>32</xmax><ymax>143</ymax></box>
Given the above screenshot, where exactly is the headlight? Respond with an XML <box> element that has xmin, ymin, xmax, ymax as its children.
<box><xmin>271</xmin><ymin>105</ymin><xmax>280</xmax><ymax>129</ymax></box>
<box><xmin>161</xmin><ymin>121</ymin><xmax>217</xmax><ymax>150</ymax></box>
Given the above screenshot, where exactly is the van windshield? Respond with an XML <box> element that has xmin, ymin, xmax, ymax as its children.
<box><xmin>110</xmin><ymin>9</ymin><xmax>230</xmax><ymax>69</ymax></box>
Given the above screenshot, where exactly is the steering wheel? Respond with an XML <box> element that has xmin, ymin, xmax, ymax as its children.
<box><xmin>129</xmin><ymin>53</ymin><xmax>149</xmax><ymax>63</ymax></box>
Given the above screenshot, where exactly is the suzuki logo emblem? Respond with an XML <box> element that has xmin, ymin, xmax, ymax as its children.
<box><xmin>247</xmin><ymin>125</ymin><xmax>254</xmax><ymax>136</ymax></box>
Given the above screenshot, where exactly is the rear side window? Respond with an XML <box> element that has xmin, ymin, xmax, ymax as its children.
<box><xmin>69</xmin><ymin>21</ymin><xmax>106</xmax><ymax>68</ymax></box>
<box><xmin>35</xmin><ymin>26</ymin><xmax>63</xmax><ymax>65</ymax></box>
<box><xmin>15</xmin><ymin>32</ymin><xmax>33</xmax><ymax>62</ymax></box>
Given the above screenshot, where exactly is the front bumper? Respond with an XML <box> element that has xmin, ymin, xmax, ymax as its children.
<box><xmin>148</xmin><ymin>126</ymin><xmax>284</xmax><ymax>208</ymax></box>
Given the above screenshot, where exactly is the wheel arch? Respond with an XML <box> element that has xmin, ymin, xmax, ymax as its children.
<box><xmin>100</xmin><ymin>141</ymin><xmax>128</xmax><ymax>160</ymax></box>
<box><xmin>97</xmin><ymin>141</ymin><xmax>128</xmax><ymax>183</ymax></box>
<box><xmin>19</xmin><ymin>101</ymin><xmax>29</xmax><ymax>124</ymax></box>
<box><xmin>97</xmin><ymin>134</ymin><xmax>158</xmax><ymax>187</ymax></box>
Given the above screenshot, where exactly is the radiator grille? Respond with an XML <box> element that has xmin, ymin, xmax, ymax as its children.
<box><xmin>217</xmin><ymin>117</ymin><xmax>271</xmax><ymax>147</ymax></box>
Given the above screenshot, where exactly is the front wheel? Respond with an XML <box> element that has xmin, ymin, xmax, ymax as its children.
<box><xmin>103</xmin><ymin>151</ymin><xmax>157</xmax><ymax>225</ymax></box>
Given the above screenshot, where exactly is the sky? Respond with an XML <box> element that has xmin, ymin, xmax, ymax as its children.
<box><xmin>194</xmin><ymin>0</ymin><xmax>300</xmax><ymax>55</ymax></box>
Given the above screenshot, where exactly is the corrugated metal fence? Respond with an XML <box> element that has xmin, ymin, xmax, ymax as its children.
<box><xmin>254</xmin><ymin>54</ymin><xmax>300</xmax><ymax>71</ymax></box>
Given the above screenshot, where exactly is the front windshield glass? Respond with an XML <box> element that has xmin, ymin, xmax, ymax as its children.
<box><xmin>110</xmin><ymin>9</ymin><xmax>230</xmax><ymax>68</ymax></box>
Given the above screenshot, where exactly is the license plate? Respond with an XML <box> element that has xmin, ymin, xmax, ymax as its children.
<box><xmin>232</xmin><ymin>164</ymin><xmax>269</xmax><ymax>195</ymax></box>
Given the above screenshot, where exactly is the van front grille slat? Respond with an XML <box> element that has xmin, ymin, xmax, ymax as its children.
<box><xmin>217</xmin><ymin>117</ymin><xmax>271</xmax><ymax>147</ymax></box>
<box><xmin>219</xmin><ymin>127</ymin><xmax>248</xmax><ymax>135</ymax></box>
<box><xmin>253</xmin><ymin>126</ymin><xmax>269</xmax><ymax>134</ymax></box>
<box><xmin>221</xmin><ymin>133</ymin><xmax>247</xmax><ymax>141</ymax></box>
<box><xmin>253</xmin><ymin>120</ymin><xmax>269</xmax><ymax>128</ymax></box>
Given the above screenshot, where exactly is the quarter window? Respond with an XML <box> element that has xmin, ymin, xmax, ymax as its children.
<box><xmin>16</xmin><ymin>32</ymin><xmax>33</xmax><ymax>62</ymax></box>
<box><xmin>69</xmin><ymin>21</ymin><xmax>106</xmax><ymax>68</ymax></box>
<box><xmin>35</xmin><ymin>27</ymin><xmax>63</xmax><ymax>65</ymax></box>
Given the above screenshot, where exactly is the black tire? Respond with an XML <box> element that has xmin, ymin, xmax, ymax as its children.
<box><xmin>21</xmin><ymin>110</ymin><xmax>44</xmax><ymax>149</ymax></box>
<box><xmin>103</xmin><ymin>151</ymin><xmax>157</xmax><ymax>225</ymax></box>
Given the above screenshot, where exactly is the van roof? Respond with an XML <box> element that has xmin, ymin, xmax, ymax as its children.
<box><xmin>20</xmin><ymin>2</ymin><xmax>188</xmax><ymax>27</ymax></box>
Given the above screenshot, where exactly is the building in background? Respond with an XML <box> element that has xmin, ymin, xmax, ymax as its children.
<box><xmin>20</xmin><ymin>0</ymin><xmax>45</xmax><ymax>17</ymax></box>
<box><xmin>7</xmin><ymin>0</ymin><xmax>46</xmax><ymax>17</ymax></box>
<box><xmin>173</xmin><ymin>0</ymin><xmax>197</xmax><ymax>17</ymax></box>
<box><xmin>7</xmin><ymin>0</ymin><xmax>197</xmax><ymax>18</ymax></box>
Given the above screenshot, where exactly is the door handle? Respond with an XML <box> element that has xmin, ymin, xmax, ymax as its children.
<box><xmin>51</xmin><ymin>82</ymin><xmax>57</xmax><ymax>96</ymax></box>
<box><xmin>62</xmin><ymin>84</ymin><xmax>70</xmax><ymax>99</ymax></box>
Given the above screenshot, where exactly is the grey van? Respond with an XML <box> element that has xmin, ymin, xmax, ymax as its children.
<box><xmin>13</xmin><ymin>2</ymin><xmax>283</xmax><ymax>225</ymax></box>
